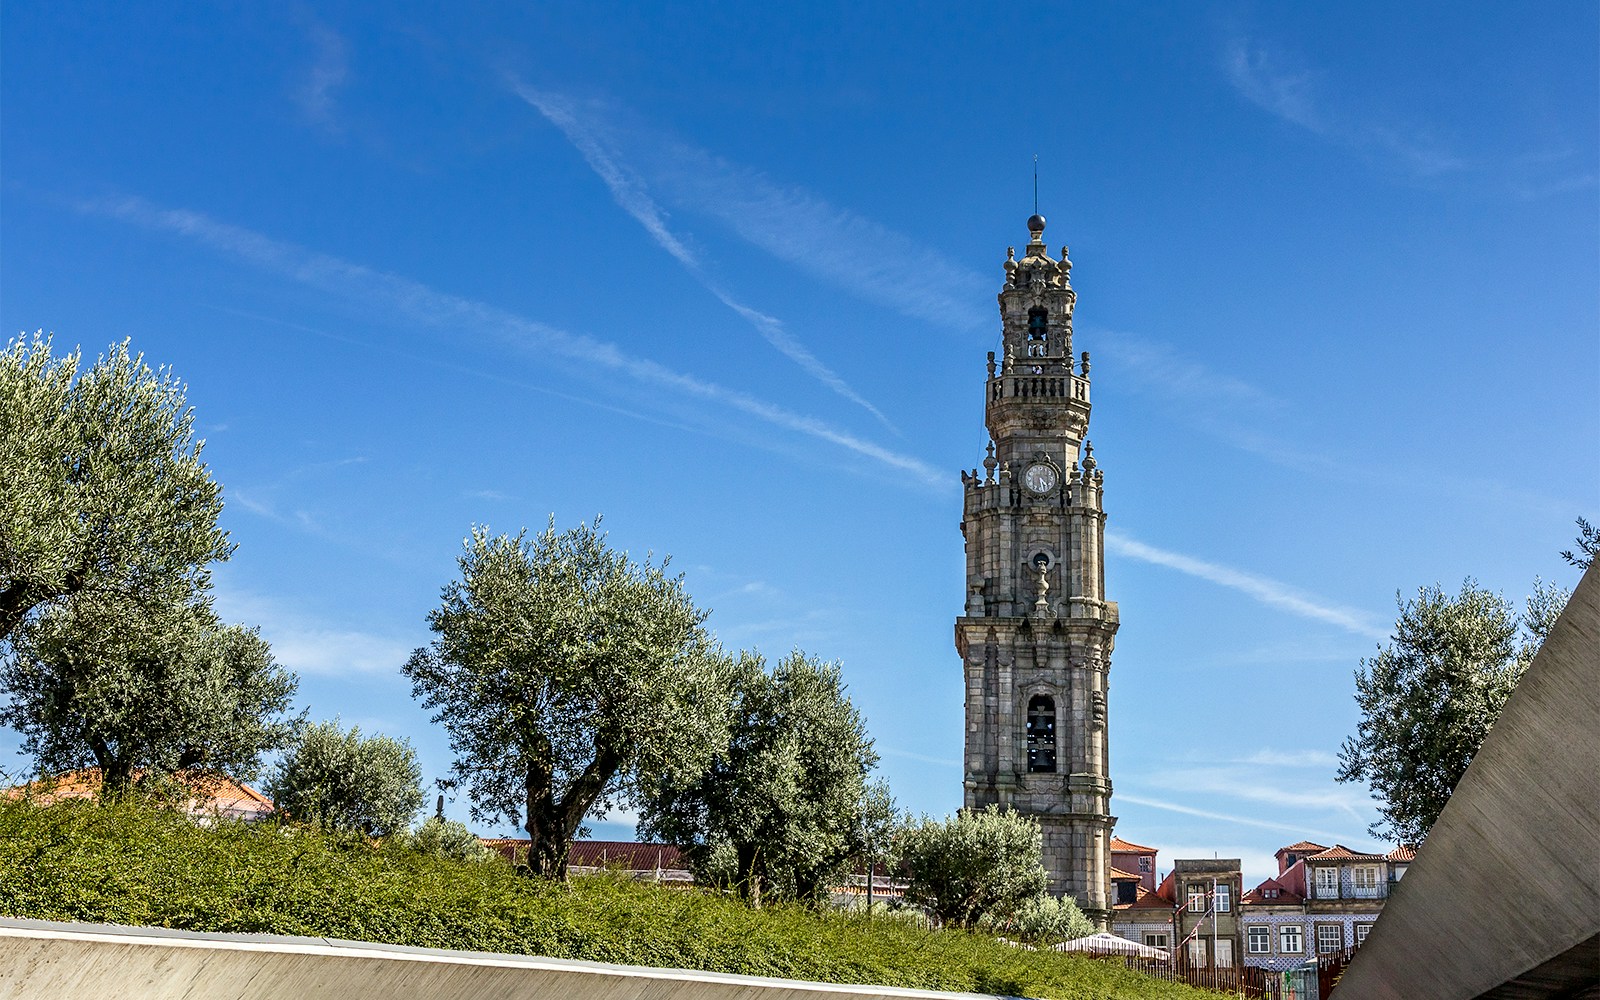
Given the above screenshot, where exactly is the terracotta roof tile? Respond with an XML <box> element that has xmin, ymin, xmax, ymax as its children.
<box><xmin>1128</xmin><ymin>885</ymin><xmax>1178</xmax><ymax>910</ymax></box>
<box><xmin>480</xmin><ymin>838</ymin><xmax>686</xmax><ymax>872</ymax></box>
<box><xmin>1110</xmin><ymin>866</ymin><xmax>1141</xmax><ymax>881</ymax></box>
<box><xmin>1277</xmin><ymin>840</ymin><xmax>1328</xmax><ymax>855</ymax></box>
<box><xmin>1110</xmin><ymin>836</ymin><xmax>1158</xmax><ymax>853</ymax></box>
<box><xmin>6</xmin><ymin>768</ymin><xmax>275</xmax><ymax>816</ymax></box>
<box><xmin>1308</xmin><ymin>844</ymin><xmax>1385</xmax><ymax>862</ymax></box>
<box><xmin>1243</xmin><ymin>877</ymin><xmax>1305</xmax><ymax>905</ymax></box>
<box><xmin>1385</xmin><ymin>845</ymin><xmax>1416</xmax><ymax>862</ymax></box>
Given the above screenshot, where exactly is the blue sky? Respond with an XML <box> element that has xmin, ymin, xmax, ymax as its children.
<box><xmin>3</xmin><ymin>3</ymin><xmax>1595</xmax><ymax>885</ymax></box>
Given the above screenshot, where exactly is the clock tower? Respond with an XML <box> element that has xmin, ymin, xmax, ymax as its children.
<box><xmin>955</xmin><ymin>212</ymin><xmax>1118</xmax><ymax>927</ymax></box>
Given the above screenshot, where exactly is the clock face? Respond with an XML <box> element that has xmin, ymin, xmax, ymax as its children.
<box><xmin>1023</xmin><ymin>462</ymin><xmax>1058</xmax><ymax>495</ymax></box>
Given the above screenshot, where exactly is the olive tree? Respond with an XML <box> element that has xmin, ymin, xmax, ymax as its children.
<box><xmin>897</xmin><ymin>805</ymin><xmax>1050</xmax><ymax>928</ymax></box>
<box><xmin>0</xmin><ymin>593</ymin><xmax>300</xmax><ymax>795</ymax></box>
<box><xmin>403</xmin><ymin>519</ymin><xmax>732</xmax><ymax>879</ymax></box>
<box><xmin>264</xmin><ymin>720</ymin><xmax>424</xmax><ymax>837</ymax></box>
<box><xmin>1</xmin><ymin>334</ymin><xmax>230</xmax><ymax>642</ymax></box>
<box><xmin>639</xmin><ymin>650</ymin><xmax>884</xmax><ymax>907</ymax></box>
<box><xmin>1337</xmin><ymin>578</ymin><xmax>1565</xmax><ymax>845</ymax></box>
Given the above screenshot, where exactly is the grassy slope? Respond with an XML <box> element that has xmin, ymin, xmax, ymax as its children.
<box><xmin>0</xmin><ymin>800</ymin><xmax>1219</xmax><ymax>999</ymax></box>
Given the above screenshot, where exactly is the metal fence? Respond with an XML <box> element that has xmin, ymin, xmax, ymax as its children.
<box><xmin>1118</xmin><ymin>949</ymin><xmax>1354</xmax><ymax>999</ymax></box>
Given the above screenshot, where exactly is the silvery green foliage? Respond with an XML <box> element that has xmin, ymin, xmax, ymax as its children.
<box><xmin>978</xmin><ymin>891</ymin><xmax>1095</xmax><ymax>946</ymax></box>
<box><xmin>639</xmin><ymin>651</ymin><xmax>884</xmax><ymax>906</ymax></box>
<box><xmin>1337</xmin><ymin>579</ymin><xmax>1566</xmax><ymax>845</ymax></box>
<box><xmin>896</xmin><ymin>805</ymin><xmax>1050</xmax><ymax>928</ymax></box>
<box><xmin>403</xmin><ymin>519</ymin><xmax>732</xmax><ymax>879</ymax></box>
<box><xmin>0</xmin><ymin>593</ymin><xmax>300</xmax><ymax>794</ymax></box>
<box><xmin>265</xmin><ymin>720</ymin><xmax>425</xmax><ymax>838</ymax></box>
<box><xmin>404</xmin><ymin>815</ymin><xmax>494</xmax><ymax>863</ymax></box>
<box><xmin>0</xmin><ymin>334</ymin><xmax>230</xmax><ymax>642</ymax></box>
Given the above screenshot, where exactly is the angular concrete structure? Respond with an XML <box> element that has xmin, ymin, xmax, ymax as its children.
<box><xmin>1334</xmin><ymin>565</ymin><xmax>1600</xmax><ymax>999</ymax></box>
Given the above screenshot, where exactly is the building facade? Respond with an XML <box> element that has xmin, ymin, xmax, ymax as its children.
<box><xmin>1172</xmin><ymin>859</ymin><xmax>1245</xmax><ymax>969</ymax></box>
<box><xmin>1239</xmin><ymin>841</ymin><xmax>1413</xmax><ymax>972</ymax></box>
<box><xmin>956</xmin><ymin>213</ymin><xmax>1119</xmax><ymax>925</ymax></box>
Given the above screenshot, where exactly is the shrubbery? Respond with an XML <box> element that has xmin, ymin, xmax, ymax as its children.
<box><xmin>0</xmin><ymin>797</ymin><xmax>1215</xmax><ymax>999</ymax></box>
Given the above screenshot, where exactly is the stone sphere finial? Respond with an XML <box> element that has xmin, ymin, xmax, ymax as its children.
<box><xmin>1027</xmin><ymin>214</ymin><xmax>1046</xmax><ymax>236</ymax></box>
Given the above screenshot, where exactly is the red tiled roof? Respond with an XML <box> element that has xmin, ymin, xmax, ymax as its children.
<box><xmin>481</xmin><ymin>838</ymin><xmax>686</xmax><ymax>871</ymax></box>
<box><xmin>1126</xmin><ymin>885</ymin><xmax>1178</xmax><ymax>910</ymax></box>
<box><xmin>1110</xmin><ymin>836</ymin><xmax>1158</xmax><ymax>853</ymax></box>
<box><xmin>1277</xmin><ymin>840</ymin><xmax>1328</xmax><ymax>855</ymax></box>
<box><xmin>1385</xmin><ymin>845</ymin><xmax>1416</xmax><ymax>862</ymax></box>
<box><xmin>6</xmin><ymin>768</ymin><xmax>275</xmax><ymax>815</ymax></box>
<box><xmin>1110</xmin><ymin>866</ymin><xmax>1141</xmax><ymax>881</ymax></box>
<box><xmin>1243</xmin><ymin>877</ymin><xmax>1306</xmax><ymax>905</ymax></box>
<box><xmin>1308</xmin><ymin>844</ymin><xmax>1385</xmax><ymax>862</ymax></box>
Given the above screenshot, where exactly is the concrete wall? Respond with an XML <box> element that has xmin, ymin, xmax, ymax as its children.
<box><xmin>0</xmin><ymin>918</ymin><xmax>1000</xmax><ymax>1000</ymax></box>
<box><xmin>1334</xmin><ymin>564</ymin><xmax>1600</xmax><ymax>999</ymax></box>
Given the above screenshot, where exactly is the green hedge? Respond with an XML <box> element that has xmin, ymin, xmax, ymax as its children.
<box><xmin>0</xmin><ymin>799</ymin><xmax>1218</xmax><ymax>999</ymax></box>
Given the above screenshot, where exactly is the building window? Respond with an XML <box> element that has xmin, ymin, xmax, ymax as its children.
<box><xmin>1353</xmin><ymin>865</ymin><xmax>1380</xmax><ymax>895</ymax></box>
<box><xmin>1280</xmin><ymin>926</ymin><xmax>1304</xmax><ymax>954</ymax></box>
<box><xmin>1144</xmin><ymin>932</ymin><xmax>1169</xmax><ymax>949</ymax></box>
<box><xmin>1025</xmin><ymin>695</ymin><xmax>1056</xmax><ymax>772</ymax></box>
<box><xmin>1137</xmin><ymin>856</ymin><xmax>1152</xmax><ymax>873</ymax></box>
<box><xmin>1187</xmin><ymin>884</ymin><xmax>1208</xmax><ymax>912</ymax></box>
<box><xmin>1247</xmin><ymin>926</ymin><xmax>1271</xmax><ymax>954</ymax></box>
<box><xmin>1317</xmin><ymin>924</ymin><xmax>1344</xmax><ymax>954</ymax></box>
<box><xmin>1187</xmin><ymin>937</ymin><xmax>1207</xmax><ymax>968</ymax></box>
<box><xmin>1355</xmin><ymin>923</ymin><xmax>1374</xmax><ymax>946</ymax></box>
<box><xmin>1216</xmin><ymin>939</ymin><xmax>1234</xmax><ymax>968</ymax></box>
<box><xmin>1263</xmin><ymin>887</ymin><xmax>1279</xmax><ymax>899</ymax></box>
<box><xmin>1215</xmin><ymin>884</ymin><xmax>1231</xmax><ymax>912</ymax></box>
<box><xmin>1116</xmin><ymin>880</ymin><xmax>1138</xmax><ymax>905</ymax></box>
<box><xmin>1314</xmin><ymin>866</ymin><xmax>1339</xmax><ymax>898</ymax></box>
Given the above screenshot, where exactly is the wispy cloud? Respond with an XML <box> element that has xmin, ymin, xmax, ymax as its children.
<box><xmin>1105</xmin><ymin>529</ymin><xmax>1388</xmax><ymax>639</ymax></box>
<box><xmin>1149</xmin><ymin>767</ymin><xmax>1373</xmax><ymax>822</ymax></box>
<box><xmin>1230</xmin><ymin>748</ymin><xmax>1340</xmax><ymax>769</ymax></box>
<box><xmin>512</xmin><ymin>83</ymin><xmax>892</xmax><ymax>429</ymax></box>
<box><xmin>463</xmin><ymin>489</ymin><xmax>514</xmax><ymax>502</ymax></box>
<box><xmin>1091</xmin><ymin>327</ymin><xmax>1280</xmax><ymax>411</ymax></box>
<box><xmin>510</xmin><ymin>85</ymin><xmax>991</xmax><ymax>333</ymax></box>
<box><xmin>879</xmin><ymin>747</ymin><xmax>961</xmax><ymax>768</ymax></box>
<box><xmin>212</xmin><ymin>588</ymin><xmax>416</xmax><ymax>677</ymax></box>
<box><xmin>293</xmin><ymin>15</ymin><xmax>348</xmax><ymax>134</ymax></box>
<box><xmin>1224</xmin><ymin>38</ymin><xmax>1466</xmax><ymax>177</ymax></box>
<box><xmin>81</xmin><ymin>195</ymin><xmax>946</xmax><ymax>490</ymax></box>
<box><xmin>1117</xmin><ymin>791</ymin><xmax>1363</xmax><ymax>844</ymax></box>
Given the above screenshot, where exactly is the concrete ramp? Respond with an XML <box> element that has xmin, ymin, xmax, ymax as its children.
<box><xmin>1334</xmin><ymin>564</ymin><xmax>1600</xmax><ymax>999</ymax></box>
<box><xmin>0</xmin><ymin>917</ymin><xmax>997</xmax><ymax>1000</ymax></box>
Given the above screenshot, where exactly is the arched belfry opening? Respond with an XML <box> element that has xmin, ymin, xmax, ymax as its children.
<box><xmin>1026</xmin><ymin>694</ymin><xmax>1057</xmax><ymax>773</ymax></box>
<box><xmin>1027</xmin><ymin>307</ymin><xmax>1048</xmax><ymax>357</ymax></box>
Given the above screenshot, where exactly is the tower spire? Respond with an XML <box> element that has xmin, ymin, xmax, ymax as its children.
<box><xmin>1033</xmin><ymin>154</ymin><xmax>1039</xmax><ymax>216</ymax></box>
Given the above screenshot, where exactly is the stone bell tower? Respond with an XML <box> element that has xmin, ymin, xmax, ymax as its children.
<box><xmin>955</xmin><ymin>212</ymin><xmax>1119</xmax><ymax>927</ymax></box>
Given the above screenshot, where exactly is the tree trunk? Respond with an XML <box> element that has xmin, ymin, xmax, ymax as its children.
<box><xmin>0</xmin><ymin>582</ymin><xmax>44</xmax><ymax>642</ymax></box>
<box><xmin>735</xmin><ymin>843</ymin><xmax>763</xmax><ymax>908</ymax></box>
<box><xmin>522</xmin><ymin>741</ymin><xmax>567</xmax><ymax>879</ymax></box>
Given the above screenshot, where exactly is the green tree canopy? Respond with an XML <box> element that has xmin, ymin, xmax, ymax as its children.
<box><xmin>978</xmin><ymin>891</ymin><xmax>1095</xmax><ymax>947</ymax></box>
<box><xmin>400</xmin><ymin>815</ymin><xmax>494</xmax><ymax>863</ymax></box>
<box><xmin>639</xmin><ymin>650</ymin><xmax>885</xmax><ymax>907</ymax></box>
<box><xmin>265</xmin><ymin>720</ymin><xmax>424</xmax><ymax>838</ymax></box>
<box><xmin>1</xmin><ymin>334</ymin><xmax>230</xmax><ymax>642</ymax></box>
<box><xmin>403</xmin><ymin>519</ymin><xmax>733</xmax><ymax>879</ymax></box>
<box><xmin>1337</xmin><ymin>579</ymin><xmax>1564</xmax><ymax>845</ymax></box>
<box><xmin>0</xmin><ymin>593</ymin><xmax>300</xmax><ymax>794</ymax></box>
<box><xmin>896</xmin><ymin>805</ymin><xmax>1050</xmax><ymax>928</ymax></box>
